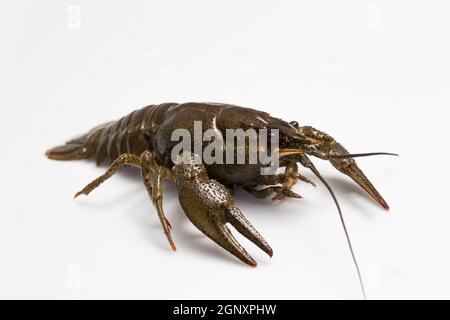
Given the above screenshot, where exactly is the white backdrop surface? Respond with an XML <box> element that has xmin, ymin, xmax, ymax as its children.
<box><xmin>0</xmin><ymin>1</ymin><xmax>448</xmax><ymax>299</ymax></box>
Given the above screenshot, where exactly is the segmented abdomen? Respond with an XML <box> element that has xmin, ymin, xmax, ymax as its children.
<box><xmin>47</xmin><ymin>103</ymin><xmax>178</xmax><ymax>164</ymax></box>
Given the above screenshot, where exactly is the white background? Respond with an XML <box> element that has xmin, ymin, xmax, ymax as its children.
<box><xmin>0</xmin><ymin>1</ymin><xmax>448</xmax><ymax>299</ymax></box>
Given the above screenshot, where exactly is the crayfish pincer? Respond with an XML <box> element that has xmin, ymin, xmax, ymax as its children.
<box><xmin>175</xmin><ymin>154</ymin><xmax>273</xmax><ymax>267</ymax></box>
<box><xmin>46</xmin><ymin>102</ymin><xmax>396</xmax><ymax>297</ymax></box>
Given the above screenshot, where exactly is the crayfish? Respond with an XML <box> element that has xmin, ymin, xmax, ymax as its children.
<box><xmin>46</xmin><ymin>102</ymin><xmax>396</xmax><ymax>298</ymax></box>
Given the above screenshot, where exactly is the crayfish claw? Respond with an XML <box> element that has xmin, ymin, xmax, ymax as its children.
<box><xmin>296</xmin><ymin>174</ymin><xmax>316</xmax><ymax>187</ymax></box>
<box><xmin>328</xmin><ymin>143</ymin><xmax>390</xmax><ymax>210</ymax></box>
<box><xmin>299</xmin><ymin>126</ymin><xmax>391</xmax><ymax>210</ymax></box>
<box><xmin>225</xmin><ymin>207</ymin><xmax>273</xmax><ymax>257</ymax></box>
<box><xmin>212</xmin><ymin>222</ymin><xmax>258</xmax><ymax>267</ymax></box>
<box><xmin>271</xmin><ymin>189</ymin><xmax>302</xmax><ymax>201</ymax></box>
<box><xmin>175</xmin><ymin>154</ymin><xmax>270</xmax><ymax>266</ymax></box>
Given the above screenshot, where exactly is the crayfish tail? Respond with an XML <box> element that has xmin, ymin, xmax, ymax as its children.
<box><xmin>45</xmin><ymin>120</ymin><xmax>113</xmax><ymax>162</ymax></box>
<box><xmin>45</xmin><ymin>143</ymin><xmax>88</xmax><ymax>160</ymax></box>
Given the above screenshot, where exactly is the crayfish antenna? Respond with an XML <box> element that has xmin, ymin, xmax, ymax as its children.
<box><xmin>327</xmin><ymin>152</ymin><xmax>399</xmax><ymax>159</ymax></box>
<box><xmin>301</xmin><ymin>156</ymin><xmax>367</xmax><ymax>300</ymax></box>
